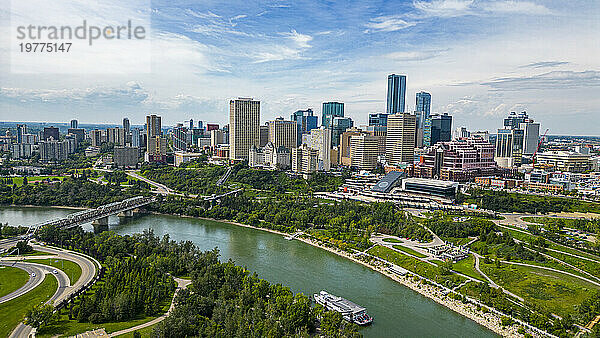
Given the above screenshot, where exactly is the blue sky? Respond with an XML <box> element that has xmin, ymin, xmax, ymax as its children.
<box><xmin>1</xmin><ymin>0</ymin><xmax>599</xmax><ymax>135</ymax></box>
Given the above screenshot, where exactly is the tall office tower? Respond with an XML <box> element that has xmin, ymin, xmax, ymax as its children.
<box><xmin>519</xmin><ymin>121</ymin><xmax>540</xmax><ymax>155</ymax></box>
<box><xmin>368</xmin><ymin>113</ymin><xmax>388</xmax><ymax>127</ymax></box>
<box><xmin>42</xmin><ymin>126</ymin><xmax>59</xmax><ymax>141</ymax></box>
<box><xmin>16</xmin><ymin>124</ymin><xmax>27</xmax><ymax>144</ymax></box>
<box><xmin>122</xmin><ymin>118</ymin><xmax>130</xmax><ymax>133</ymax></box>
<box><xmin>415</xmin><ymin>92</ymin><xmax>431</xmax><ymax>119</ymax></box>
<box><xmin>229</xmin><ymin>98</ymin><xmax>260</xmax><ymax>160</ymax></box>
<box><xmin>423</xmin><ymin>113</ymin><xmax>452</xmax><ymax>146</ymax></box>
<box><xmin>90</xmin><ymin>129</ymin><xmax>103</xmax><ymax>147</ymax></box>
<box><xmin>147</xmin><ymin>136</ymin><xmax>168</xmax><ymax>156</ymax></box>
<box><xmin>331</xmin><ymin>117</ymin><xmax>353</xmax><ymax>147</ymax></box>
<box><xmin>291</xmin><ymin>109</ymin><xmax>318</xmax><ymax>145</ymax></box>
<box><xmin>386</xmin><ymin>113</ymin><xmax>416</xmax><ymax>165</ymax></box>
<box><xmin>259</xmin><ymin>125</ymin><xmax>269</xmax><ymax>147</ymax></box>
<box><xmin>503</xmin><ymin>111</ymin><xmax>529</xmax><ymax>129</ymax></box>
<box><xmin>349</xmin><ymin>134</ymin><xmax>379</xmax><ymax>170</ymax></box>
<box><xmin>339</xmin><ymin>127</ymin><xmax>364</xmax><ymax>166</ymax></box>
<box><xmin>210</xmin><ymin>129</ymin><xmax>226</xmax><ymax>147</ymax></box>
<box><xmin>495</xmin><ymin>128</ymin><xmax>524</xmax><ymax>167</ymax></box>
<box><xmin>321</xmin><ymin>102</ymin><xmax>344</xmax><ymax>128</ymax></box>
<box><xmin>207</xmin><ymin>123</ymin><xmax>219</xmax><ymax>131</ymax></box>
<box><xmin>189</xmin><ymin>119</ymin><xmax>194</xmax><ymax>130</ymax></box>
<box><xmin>70</xmin><ymin>119</ymin><xmax>78</xmax><ymax>129</ymax></box>
<box><xmin>131</xmin><ymin>128</ymin><xmax>141</xmax><ymax>148</ymax></box>
<box><xmin>308</xmin><ymin>126</ymin><xmax>332</xmax><ymax>171</ymax></box>
<box><xmin>267</xmin><ymin>118</ymin><xmax>297</xmax><ymax>151</ymax></box>
<box><xmin>387</xmin><ymin>74</ymin><xmax>407</xmax><ymax>114</ymax></box>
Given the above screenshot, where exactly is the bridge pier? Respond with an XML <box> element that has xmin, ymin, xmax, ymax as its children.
<box><xmin>92</xmin><ymin>216</ymin><xmax>109</xmax><ymax>233</ymax></box>
<box><xmin>118</xmin><ymin>210</ymin><xmax>134</xmax><ymax>218</ymax></box>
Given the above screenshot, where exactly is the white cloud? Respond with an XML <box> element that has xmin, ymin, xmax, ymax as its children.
<box><xmin>483</xmin><ymin>1</ymin><xmax>552</xmax><ymax>15</ymax></box>
<box><xmin>413</xmin><ymin>0</ymin><xmax>475</xmax><ymax>17</ymax></box>
<box><xmin>364</xmin><ymin>15</ymin><xmax>416</xmax><ymax>33</ymax></box>
<box><xmin>383</xmin><ymin>49</ymin><xmax>448</xmax><ymax>61</ymax></box>
<box><xmin>284</xmin><ymin>29</ymin><xmax>313</xmax><ymax>48</ymax></box>
<box><xmin>482</xmin><ymin>70</ymin><xmax>600</xmax><ymax>90</ymax></box>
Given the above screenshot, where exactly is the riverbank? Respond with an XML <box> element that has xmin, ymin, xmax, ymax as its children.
<box><xmin>184</xmin><ymin>215</ymin><xmax>523</xmax><ymax>337</ymax></box>
<box><xmin>7</xmin><ymin>204</ymin><xmax>88</xmax><ymax>211</ymax></box>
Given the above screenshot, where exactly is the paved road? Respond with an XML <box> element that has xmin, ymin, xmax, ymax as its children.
<box><xmin>5</xmin><ymin>244</ymin><xmax>99</xmax><ymax>338</ymax></box>
<box><xmin>0</xmin><ymin>261</ymin><xmax>46</xmax><ymax>303</ymax></box>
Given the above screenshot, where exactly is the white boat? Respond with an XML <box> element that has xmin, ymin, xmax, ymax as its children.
<box><xmin>313</xmin><ymin>290</ymin><xmax>373</xmax><ymax>325</ymax></box>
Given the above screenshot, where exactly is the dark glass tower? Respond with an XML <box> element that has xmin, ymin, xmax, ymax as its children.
<box><xmin>415</xmin><ymin>91</ymin><xmax>431</xmax><ymax>118</ymax></box>
<box><xmin>321</xmin><ymin>102</ymin><xmax>344</xmax><ymax>128</ymax></box>
<box><xmin>387</xmin><ymin>74</ymin><xmax>406</xmax><ymax>114</ymax></box>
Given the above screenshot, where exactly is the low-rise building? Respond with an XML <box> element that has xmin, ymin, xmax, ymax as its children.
<box><xmin>174</xmin><ymin>151</ymin><xmax>205</xmax><ymax>167</ymax></box>
<box><xmin>536</xmin><ymin>151</ymin><xmax>592</xmax><ymax>173</ymax></box>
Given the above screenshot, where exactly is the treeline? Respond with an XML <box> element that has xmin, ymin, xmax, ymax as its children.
<box><xmin>458</xmin><ymin>189</ymin><xmax>600</xmax><ymax>214</ymax></box>
<box><xmin>151</xmin><ymin>193</ymin><xmax>432</xmax><ymax>250</ymax></box>
<box><xmin>0</xmin><ymin>224</ymin><xmax>28</xmax><ymax>238</ymax></box>
<box><xmin>141</xmin><ymin>164</ymin><xmax>227</xmax><ymax>195</ymax></box>
<box><xmin>36</xmin><ymin>227</ymin><xmax>359</xmax><ymax>336</ymax></box>
<box><xmin>230</xmin><ymin>165</ymin><xmax>346</xmax><ymax>193</ymax></box>
<box><xmin>0</xmin><ymin>177</ymin><xmax>147</xmax><ymax>208</ymax></box>
<box><xmin>424</xmin><ymin>214</ymin><xmax>497</xmax><ymax>239</ymax></box>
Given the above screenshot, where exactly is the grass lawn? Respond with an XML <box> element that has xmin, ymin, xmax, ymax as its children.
<box><xmin>36</xmin><ymin>286</ymin><xmax>174</xmax><ymax>337</ymax></box>
<box><xmin>115</xmin><ymin>322</ymin><xmax>159</xmax><ymax>337</ymax></box>
<box><xmin>368</xmin><ymin>245</ymin><xmax>465</xmax><ymax>286</ymax></box>
<box><xmin>382</xmin><ymin>237</ymin><xmax>402</xmax><ymax>243</ymax></box>
<box><xmin>8</xmin><ymin>250</ymin><xmax>50</xmax><ymax>257</ymax></box>
<box><xmin>25</xmin><ymin>259</ymin><xmax>82</xmax><ymax>285</ymax></box>
<box><xmin>451</xmin><ymin>255</ymin><xmax>485</xmax><ymax>281</ymax></box>
<box><xmin>0</xmin><ymin>274</ymin><xmax>58</xmax><ymax>337</ymax></box>
<box><xmin>480</xmin><ymin>261</ymin><xmax>600</xmax><ymax>319</ymax></box>
<box><xmin>1</xmin><ymin>176</ymin><xmax>65</xmax><ymax>186</ymax></box>
<box><xmin>0</xmin><ymin>266</ymin><xmax>29</xmax><ymax>298</ymax></box>
<box><xmin>391</xmin><ymin>244</ymin><xmax>427</xmax><ymax>258</ymax></box>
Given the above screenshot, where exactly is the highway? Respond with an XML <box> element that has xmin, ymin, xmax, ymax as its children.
<box><xmin>1</xmin><ymin>242</ymin><xmax>99</xmax><ymax>338</ymax></box>
<box><xmin>0</xmin><ymin>262</ymin><xmax>46</xmax><ymax>303</ymax></box>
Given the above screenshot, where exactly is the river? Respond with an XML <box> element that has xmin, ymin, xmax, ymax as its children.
<box><xmin>0</xmin><ymin>206</ymin><xmax>497</xmax><ymax>337</ymax></box>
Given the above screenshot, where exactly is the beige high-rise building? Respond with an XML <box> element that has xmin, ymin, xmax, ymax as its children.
<box><xmin>339</xmin><ymin>127</ymin><xmax>363</xmax><ymax>166</ymax></box>
<box><xmin>291</xmin><ymin>144</ymin><xmax>318</xmax><ymax>175</ymax></box>
<box><xmin>147</xmin><ymin>136</ymin><xmax>167</xmax><ymax>155</ymax></box>
<box><xmin>267</xmin><ymin>118</ymin><xmax>297</xmax><ymax>151</ymax></box>
<box><xmin>350</xmin><ymin>134</ymin><xmax>379</xmax><ymax>170</ymax></box>
<box><xmin>308</xmin><ymin>126</ymin><xmax>331</xmax><ymax>171</ymax></box>
<box><xmin>230</xmin><ymin>98</ymin><xmax>260</xmax><ymax>160</ymax></box>
<box><xmin>107</xmin><ymin>127</ymin><xmax>126</xmax><ymax>146</ymax></box>
<box><xmin>386</xmin><ymin>113</ymin><xmax>416</xmax><ymax>165</ymax></box>
<box><xmin>146</xmin><ymin>115</ymin><xmax>161</xmax><ymax>139</ymax></box>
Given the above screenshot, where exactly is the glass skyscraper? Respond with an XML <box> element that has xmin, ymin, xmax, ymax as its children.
<box><xmin>368</xmin><ymin>113</ymin><xmax>388</xmax><ymax>126</ymax></box>
<box><xmin>386</xmin><ymin>74</ymin><xmax>406</xmax><ymax>114</ymax></box>
<box><xmin>415</xmin><ymin>91</ymin><xmax>431</xmax><ymax>118</ymax></box>
<box><xmin>322</xmin><ymin>102</ymin><xmax>344</xmax><ymax>128</ymax></box>
<box><xmin>423</xmin><ymin>113</ymin><xmax>452</xmax><ymax>146</ymax></box>
<box><xmin>331</xmin><ymin>116</ymin><xmax>353</xmax><ymax>147</ymax></box>
<box><xmin>292</xmin><ymin>109</ymin><xmax>318</xmax><ymax>145</ymax></box>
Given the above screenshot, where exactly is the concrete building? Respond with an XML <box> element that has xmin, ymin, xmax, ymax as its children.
<box><xmin>250</xmin><ymin>142</ymin><xmax>291</xmax><ymax>170</ymax></box>
<box><xmin>414</xmin><ymin>136</ymin><xmax>497</xmax><ymax>181</ymax></box>
<box><xmin>131</xmin><ymin>128</ymin><xmax>141</xmax><ymax>148</ymax></box>
<box><xmin>495</xmin><ymin>128</ymin><xmax>524</xmax><ymax>167</ymax></box>
<box><xmin>229</xmin><ymin>98</ymin><xmax>260</xmax><ymax>160</ymax></box>
<box><xmin>39</xmin><ymin>138</ymin><xmax>76</xmax><ymax>162</ymax></box>
<box><xmin>211</xmin><ymin>129</ymin><xmax>227</xmax><ymax>148</ymax></box>
<box><xmin>107</xmin><ymin>127</ymin><xmax>126</xmax><ymax>146</ymax></box>
<box><xmin>90</xmin><ymin>129</ymin><xmax>103</xmax><ymax>147</ymax></box>
<box><xmin>292</xmin><ymin>144</ymin><xmax>318</xmax><ymax>175</ymax></box>
<box><xmin>349</xmin><ymin>134</ymin><xmax>379</xmax><ymax>170</ymax></box>
<box><xmin>520</xmin><ymin>121</ymin><xmax>540</xmax><ymax>155</ymax></box>
<box><xmin>67</xmin><ymin>128</ymin><xmax>85</xmax><ymax>142</ymax></box>
<box><xmin>308</xmin><ymin>126</ymin><xmax>332</xmax><ymax>171</ymax></box>
<box><xmin>386</xmin><ymin>113</ymin><xmax>416</xmax><ymax>165</ymax></box>
<box><xmin>339</xmin><ymin>127</ymin><xmax>364</xmax><ymax>166</ymax></box>
<box><xmin>42</xmin><ymin>126</ymin><xmax>59</xmax><ymax>141</ymax></box>
<box><xmin>174</xmin><ymin>151</ymin><xmax>205</xmax><ymax>167</ymax></box>
<box><xmin>70</xmin><ymin>119</ymin><xmax>78</xmax><ymax>129</ymax></box>
<box><xmin>123</xmin><ymin>118</ymin><xmax>130</xmax><ymax>133</ymax></box>
<box><xmin>536</xmin><ymin>151</ymin><xmax>592</xmax><ymax>173</ymax></box>
<box><xmin>146</xmin><ymin>114</ymin><xmax>162</xmax><ymax>141</ymax></box>
<box><xmin>114</xmin><ymin>146</ymin><xmax>139</xmax><ymax>168</ymax></box>
<box><xmin>268</xmin><ymin>118</ymin><xmax>297</xmax><ymax>151</ymax></box>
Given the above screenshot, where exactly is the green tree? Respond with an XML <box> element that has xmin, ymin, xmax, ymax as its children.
<box><xmin>25</xmin><ymin>304</ymin><xmax>58</xmax><ymax>329</ymax></box>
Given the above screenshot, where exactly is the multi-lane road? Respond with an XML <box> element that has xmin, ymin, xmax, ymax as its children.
<box><xmin>0</xmin><ymin>241</ymin><xmax>99</xmax><ymax>338</ymax></box>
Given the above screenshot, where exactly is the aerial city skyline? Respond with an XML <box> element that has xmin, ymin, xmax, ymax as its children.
<box><xmin>1</xmin><ymin>0</ymin><xmax>599</xmax><ymax>135</ymax></box>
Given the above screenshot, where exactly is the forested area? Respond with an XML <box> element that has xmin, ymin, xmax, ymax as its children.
<box><xmin>424</xmin><ymin>214</ymin><xmax>497</xmax><ymax>239</ymax></box>
<box><xmin>0</xmin><ymin>176</ymin><xmax>147</xmax><ymax>208</ymax></box>
<box><xmin>35</xmin><ymin>227</ymin><xmax>359</xmax><ymax>336</ymax></box>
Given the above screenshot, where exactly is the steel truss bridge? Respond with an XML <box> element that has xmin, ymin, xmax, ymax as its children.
<box><xmin>27</xmin><ymin>196</ymin><xmax>157</xmax><ymax>235</ymax></box>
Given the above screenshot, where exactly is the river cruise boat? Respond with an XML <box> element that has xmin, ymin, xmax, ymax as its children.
<box><xmin>313</xmin><ymin>290</ymin><xmax>373</xmax><ymax>325</ymax></box>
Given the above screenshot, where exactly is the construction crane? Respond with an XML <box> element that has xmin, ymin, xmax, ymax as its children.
<box><xmin>532</xmin><ymin>128</ymin><xmax>549</xmax><ymax>167</ymax></box>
